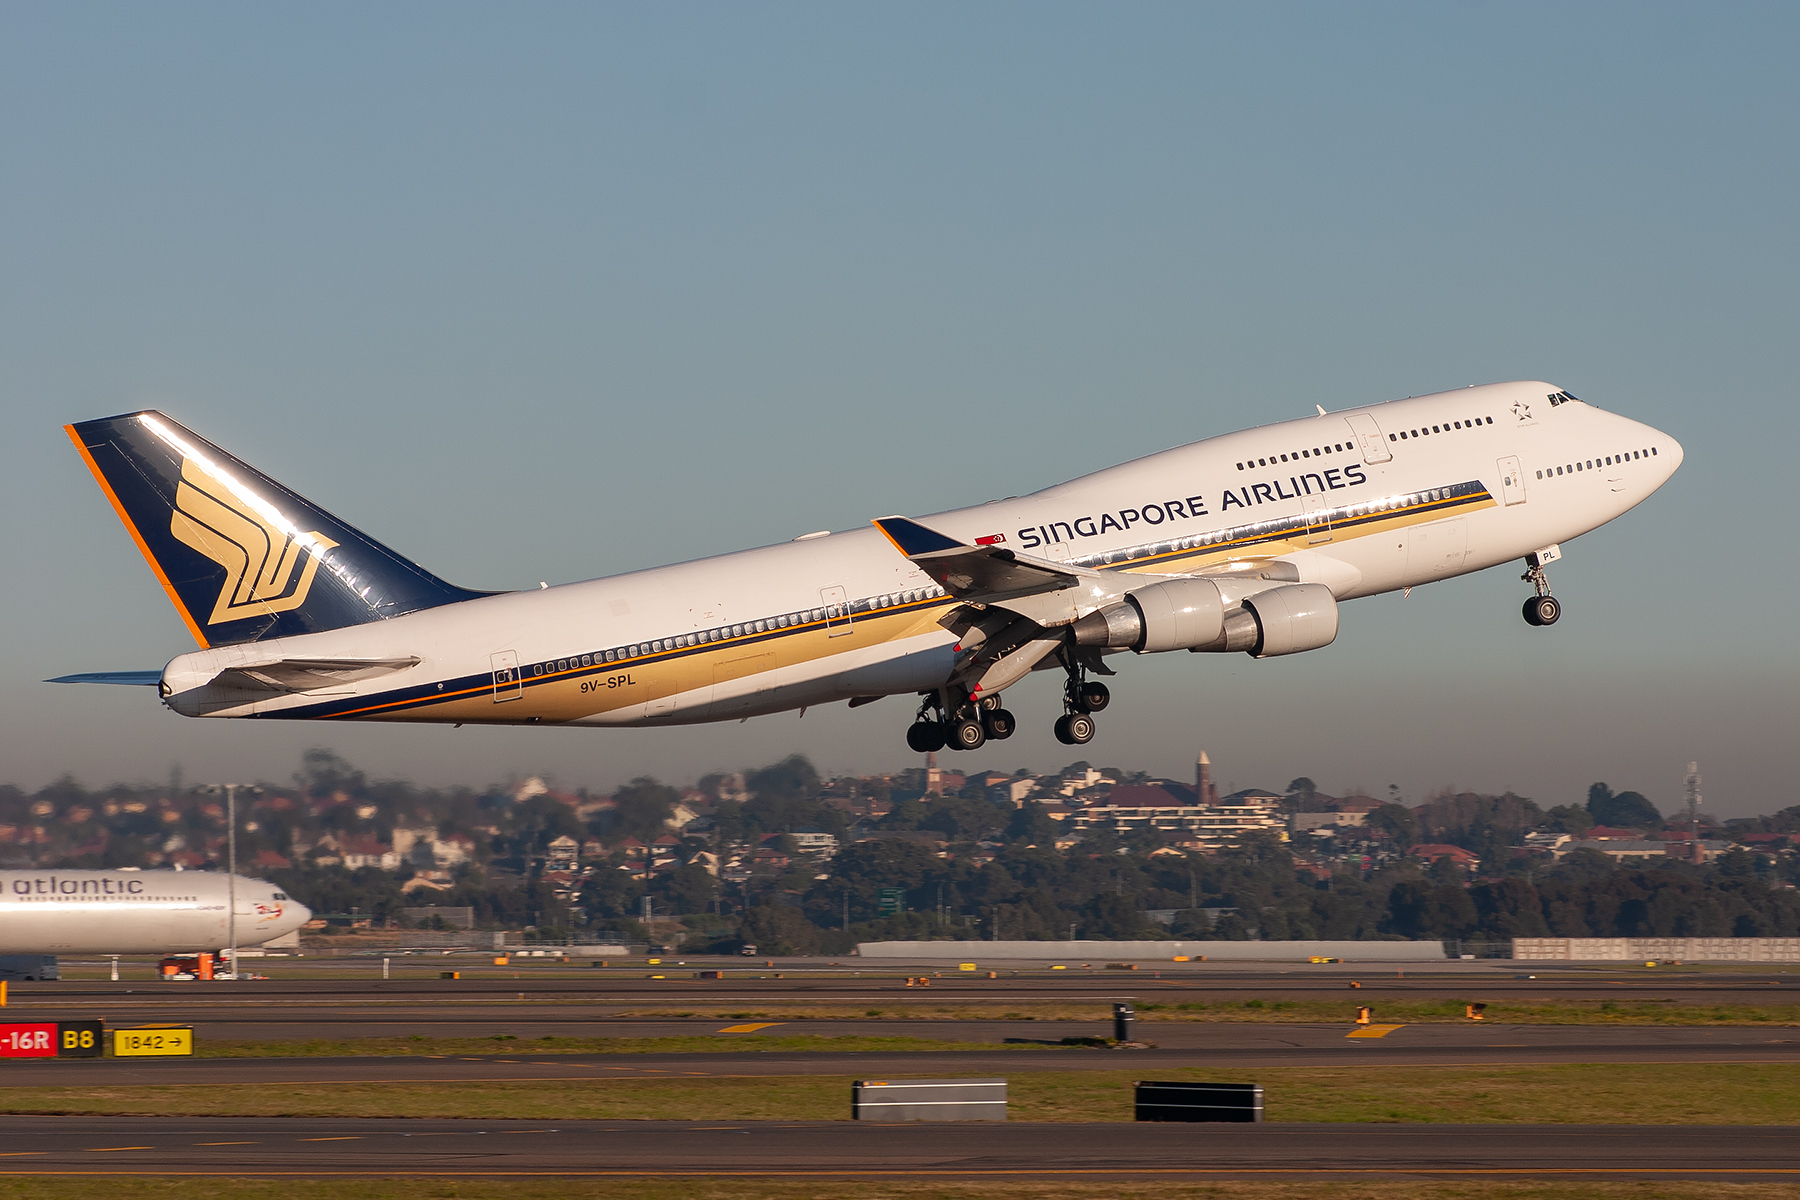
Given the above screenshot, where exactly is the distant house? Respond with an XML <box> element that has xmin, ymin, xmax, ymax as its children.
<box><xmin>854</xmin><ymin>830</ymin><xmax>951</xmax><ymax>857</ymax></box>
<box><xmin>1410</xmin><ymin>843</ymin><xmax>1480</xmax><ymax>870</ymax></box>
<box><xmin>251</xmin><ymin>849</ymin><xmax>292</xmax><ymax>870</ymax></box>
<box><xmin>789</xmin><ymin>830</ymin><xmax>839</xmax><ymax>856</ymax></box>
<box><xmin>339</xmin><ymin>837</ymin><xmax>399</xmax><ymax>871</ymax></box>
<box><xmin>1584</xmin><ymin>825</ymin><xmax>1647</xmax><ymax>841</ymax></box>
<box><xmin>544</xmin><ymin>835</ymin><xmax>580</xmax><ymax>871</ymax></box>
<box><xmin>750</xmin><ymin>846</ymin><xmax>791</xmax><ymax>871</ymax></box>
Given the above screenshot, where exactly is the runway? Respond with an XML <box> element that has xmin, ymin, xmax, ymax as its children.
<box><xmin>8</xmin><ymin>962</ymin><xmax>1796</xmax><ymax>1047</ymax></box>
<box><xmin>2</xmin><ymin>1023</ymin><xmax>1796</xmax><ymax>1086</ymax></box>
<box><xmin>2</xmin><ymin>1115</ymin><xmax>1796</xmax><ymax>1179</ymax></box>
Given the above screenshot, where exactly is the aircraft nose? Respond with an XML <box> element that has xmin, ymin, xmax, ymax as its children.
<box><xmin>290</xmin><ymin>900</ymin><xmax>314</xmax><ymax>929</ymax></box>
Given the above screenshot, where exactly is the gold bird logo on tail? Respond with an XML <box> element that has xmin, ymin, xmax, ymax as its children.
<box><xmin>169</xmin><ymin>457</ymin><xmax>338</xmax><ymax>625</ymax></box>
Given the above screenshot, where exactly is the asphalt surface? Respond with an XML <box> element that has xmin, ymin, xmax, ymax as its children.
<box><xmin>2</xmin><ymin>1115</ymin><xmax>1796</xmax><ymax>1179</ymax></box>
<box><xmin>9</xmin><ymin>962</ymin><xmax>1797</xmax><ymax>1045</ymax></box>
<box><xmin>27</xmin><ymin>958</ymin><xmax>1800</xmax><ymax>1010</ymax></box>
<box><xmin>3</xmin><ymin>1023</ymin><xmax>1796</xmax><ymax>1086</ymax></box>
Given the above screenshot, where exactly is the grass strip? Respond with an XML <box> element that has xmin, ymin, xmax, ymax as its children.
<box><xmin>6</xmin><ymin>1183</ymin><xmax>1800</xmax><ymax>1200</ymax></box>
<box><xmin>0</xmin><ymin>1063</ymin><xmax>1794</xmax><ymax>1124</ymax></box>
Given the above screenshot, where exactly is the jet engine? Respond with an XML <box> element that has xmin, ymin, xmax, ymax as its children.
<box><xmin>1071</xmin><ymin>578</ymin><xmax>1226</xmax><ymax>653</ymax></box>
<box><xmin>1239</xmin><ymin>583</ymin><xmax>1338</xmax><ymax>657</ymax></box>
<box><xmin>1071</xmin><ymin>579</ymin><xmax>1337</xmax><ymax>658</ymax></box>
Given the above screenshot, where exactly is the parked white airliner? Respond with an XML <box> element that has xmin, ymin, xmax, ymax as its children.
<box><xmin>0</xmin><ymin>871</ymin><xmax>310</xmax><ymax>955</ymax></box>
<box><xmin>54</xmin><ymin>382</ymin><xmax>1680</xmax><ymax>750</ymax></box>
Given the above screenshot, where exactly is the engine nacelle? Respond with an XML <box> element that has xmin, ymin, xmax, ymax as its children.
<box><xmin>1242</xmin><ymin>583</ymin><xmax>1338</xmax><ymax>657</ymax></box>
<box><xmin>1071</xmin><ymin>578</ymin><xmax>1225</xmax><ymax>653</ymax></box>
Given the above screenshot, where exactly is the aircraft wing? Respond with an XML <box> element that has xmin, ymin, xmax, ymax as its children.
<box><xmin>871</xmin><ymin>516</ymin><xmax>1081</xmax><ymax>603</ymax></box>
<box><xmin>211</xmin><ymin>656</ymin><xmax>422</xmax><ymax>694</ymax></box>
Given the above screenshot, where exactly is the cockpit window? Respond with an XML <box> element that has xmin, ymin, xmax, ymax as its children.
<box><xmin>1547</xmin><ymin>390</ymin><xmax>1581</xmax><ymax>407</ymax></box>
<box><xmin>272</xmin><ymin>892</ymin><xmax>289</xmax><ymax>900</ymax></box>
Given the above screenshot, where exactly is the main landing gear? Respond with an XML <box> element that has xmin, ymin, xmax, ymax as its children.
<box><xmin>1521</xmin><ymin>547</ymin><xmax>1562</xmax><ymax>627</ymax></box>
<box><xmin>899</xmin><ymin>645</ymin><xmax>1110</xmax><ymax>752</ymax></box>
<box><xmin>906</xmin><ymin>691</ymin><xmax>1017</xmax><ymax>753</ymax></box>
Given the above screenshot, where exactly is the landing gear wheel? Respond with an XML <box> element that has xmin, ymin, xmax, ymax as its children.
<box><xmin>1053</xmin><ymin>712</ymin><xmax>1096</xmax><ymax>745</ymax></box>
<box><xmin>979</xmin><ymin>694</ymin><xmax>1001</xmax><ymax>711</ymax></box>
<box><xmin>1077</xmin><ymin>681</ymin><xmax>1110</xmax><ymax>713</ymax></box>
<box><xmin>983</xmin><ymin>708</ymin><xmax>1016</xmax><ymax>740</ymax></box>
<box><xmin>1523</xmin><ymin>595</ymin><xmax>1560</xmax><ymax>627</ymax></box>
<box><xmin>906</xmin><ymin>721</ymin><xmax>947</xmax><ymax>752</ymax></box>
<box><xmin>948</xmin><ymin>717</ymin><xmax>987</xmax><ymax>751</ymax></box>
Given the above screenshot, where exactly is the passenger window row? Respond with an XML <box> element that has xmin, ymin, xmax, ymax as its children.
<box><xmin>1237</xmin><ymin>442</ymin><xmax>1351</xmax><ymax>471</ymax></box>
<box><xmin>1389</xmin><ymin>416</ymin><xmax>1494</xmax><ymax>443</ymax></box>
<box><xmin>1535</xmin><ymin>446</ymin><xmax>1658</xmax><ymax>480</ymax></box>
<box><xmin>525</xmin><ymin>585</ymin><xmax>948</xmax><ymax>680</ymax></box>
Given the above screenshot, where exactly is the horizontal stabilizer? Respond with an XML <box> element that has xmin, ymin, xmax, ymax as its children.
<box><xmin>871</xmin><ymin>516</ymin><xmax>1079</xmax><ymax>603</ymax></box>
<box><xmin>46</xmin><ymin>670</ymin><xmax>164</xmax><ymax>686</ymax></box>
<box><xmin>210</xmin><ymin>656</ymin><xmax>422</xmax><ymax>694</ymax></box>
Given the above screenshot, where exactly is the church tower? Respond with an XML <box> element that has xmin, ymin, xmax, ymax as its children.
<box><xmin>1196</xmin><ymin>751</ymin><xmax>1219</xmax><ymax>806</ymax></box>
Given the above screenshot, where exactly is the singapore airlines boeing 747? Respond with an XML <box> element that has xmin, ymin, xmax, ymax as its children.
<box><xmin>54</xmin><ymin>383</ymin><xmax>1680</xmax><ymax>751</ymax></box>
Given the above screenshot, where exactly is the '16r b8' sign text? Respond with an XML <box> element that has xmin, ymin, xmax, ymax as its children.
<box><xmin>0</xmin><ymin>1021</ymin><xmax>104</xmax><ymax>1058</ymax></box>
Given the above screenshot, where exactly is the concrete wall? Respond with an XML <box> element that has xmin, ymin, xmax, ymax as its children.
<box><xmin>1514</xmin><ymin>937</ymin><xmax>1800</xmax><ymax>962</ymax></box>
<box><xmin>856</xmin><ymin>940</ymin><xmax>1448</xmax><ymax>962</ymax></box>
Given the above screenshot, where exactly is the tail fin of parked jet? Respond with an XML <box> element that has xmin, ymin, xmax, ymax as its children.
<box><xmin>65</xmin><ymin>411</ymin><xmax>487</xmax><ymax>647</ymax></box>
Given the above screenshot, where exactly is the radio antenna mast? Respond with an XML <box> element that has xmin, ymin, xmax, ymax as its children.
<box><xmin>1683</xmin><ymin>762</ymin><xmax>1703</xmax><ymax>864</ymax></box>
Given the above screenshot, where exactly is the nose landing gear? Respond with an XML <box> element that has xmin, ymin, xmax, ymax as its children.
<box><xmin>1052</xmin><ymin>646</ymin><xmax>1103</xmax><ymax>744</ymax></box>
<box><xmin>1523</xmin><ymin>594</ymin><xmax>1561</xmax><ymax>627</ymax></box>
<box><xmin>1521</xmin><ymin>546</ymin><xmax>1562</xmax><ymax>627</ymax></box>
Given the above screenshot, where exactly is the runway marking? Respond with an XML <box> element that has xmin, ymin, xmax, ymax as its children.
<box><xmin>86</xmin><ymin>1147</ymin><xmax>153</xmax><ymax>1152</ymax></box>
<box><xmin>299</xmin><ymin>1137</ymin><xmax>362</xmax><ymax>1142</ymax></box>
<box><xmin>717</xmin><ymin>1023</ymin><xmax>784</xmax><ymax>1033</ymax></box>
<box><xmin>9</xmin><ymin>1168</ymin><xmax>1800</xmax><ymax>1179</ymax></box>
<box><xmin>1346</xmin><ymin>1024</ymin><xmax>1405</xmax><ymax>1038</ymax></box>
<box><xmin>193</xmin><ymin>1142</ymin><xmax>258</xmax><ymax>1146</ymax></box>
<box><xmin>0</xmin><ymin>1153</ymin><xmax>46</xmax><ymax>1158</ymax></box>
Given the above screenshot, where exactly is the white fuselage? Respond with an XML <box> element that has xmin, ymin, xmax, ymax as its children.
<box><xmin>156</xmin><ymin>381</ymin><xmax>1681</xmax><ymax>728</ymax></box>
<box><xmin>0</xmin><ymin>870</ymin><xmax>311</xmax><ymax>955</ymax></box>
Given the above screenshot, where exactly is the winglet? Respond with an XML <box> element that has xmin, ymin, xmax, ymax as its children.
<box><xmin>871</xmin><ymin>516</ymin><xmax>965</xmax><ymax>557</ymax></box>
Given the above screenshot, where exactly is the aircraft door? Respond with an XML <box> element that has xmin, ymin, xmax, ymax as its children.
<box><xmin>490</xmin><ymin>651</ymin><xmax>521</xmax><ymax>702</ymax></box>
<box><xmin>1301</xmin><ymin>494</ymin><xmax>1332</xmax><ymax>544</ymax></box>
<box><xmin>821</xmin><ymin>585</ymin><xmax>853</xmax><ymax>637</ymax></box>
<box><xmin>1497</xmin><ymin>456</ymin><xmax>1527</xmax><ymax>505</ymax></box>
<box><xmin>1344</xmin><ymin>413</ymin><xmax>1393</xmax><ymax>464</ymax></box>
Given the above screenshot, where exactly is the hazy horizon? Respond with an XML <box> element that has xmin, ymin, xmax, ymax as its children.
<box><xmin>5</xmin><ymin>4</ymin><xmax>1795</xmax><ymax>818</ymax></box>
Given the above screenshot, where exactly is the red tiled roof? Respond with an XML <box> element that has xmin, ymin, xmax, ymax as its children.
<box><xmin>1100</xmin><ymin>784</ymin><xmax>1192</xmax><ymax>809</ymax></box>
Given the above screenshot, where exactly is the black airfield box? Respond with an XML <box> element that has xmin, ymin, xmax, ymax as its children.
<box><xmin>852</xmin><ymin>1078</ymin><xmax>1007</xmax><ymax>1121</ymax></box>
<box><xmin>1135</xmin><ymin>1080</ymin><xmax>1264</xmax><ymax>1122</ymax></box>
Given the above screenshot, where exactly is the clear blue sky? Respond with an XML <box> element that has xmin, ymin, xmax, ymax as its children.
<box><xmin>3</xmin><ymin>2</ymin><xmax>1794</xmax><ymax>816</ymax></box>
